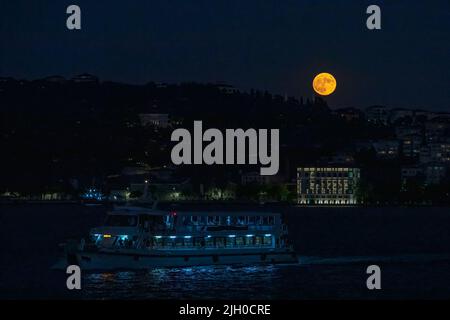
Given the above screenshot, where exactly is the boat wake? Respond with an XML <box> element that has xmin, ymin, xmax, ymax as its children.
<box><xmin>299</xmin><ymin>253</ymin><xmax>450</xmax><ymax>266</ymax></box>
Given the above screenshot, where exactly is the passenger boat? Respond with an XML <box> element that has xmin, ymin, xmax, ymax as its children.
<box><xmin>58</xmin><ymin>205</ymin><xmax>298</xmax><ymax>270</ymax></box>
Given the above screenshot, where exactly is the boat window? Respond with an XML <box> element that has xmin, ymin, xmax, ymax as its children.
<box><xmin>263</xmin><ymin>236</ymin><xmax>272</xmax><ymax>246</ymax></box>
<box><xmin>248</xmin><ymin>216</ymin><xmax>257</xmax><ymax>225</ymax></box>
<box><xmin>194</xmin><ymin>237</ymin><xmax>205</xmax><ymax>247</ymax></box>
<box><xmin>205</xmin><ymin>236</ymin><xmax>214</xmax><ymax>247</ymax></box>
<box><xmin>166</xmin><ymin>237</ymin><xmax>176</xmax><ymax>247</ymax></box>
<box><xmin>175</xmin><ymin>238</ymin><xmax>184</xmax><ymax>247</ymax></box>
<box><xmin>104</xmin><ymin>215</ymin><xmax>138</xmax><ymax>227</ymax></box>
<box><xmin>153</xmin><ymin>237</ymin><xmax>164</xmax><ymax>248</ymax></box>
<box><xmin>182</xmin><ymin>216</ymin><xmax>192</xmax><ymax>226</ymax></box>
<box><xmin>199</xmin><ymin>216</ymin><xmax>207</xmax><ymax>225</ymax></box>
<box><xmin>215</xmin><ymin>237</ymin><xmax>225</xmax><ymax>248</ymax></box>
<box><xmin>226</xmin><ymin>237</ymin><xmax>235</xmax><ymax>247</ymax></box>
<box><xmin>236</xmin><ymin>237</ymin><xmax>245</xmax><ymax>246</ymax></box>
<box><xmin>140</xmin><ymin>215</ymin><xmax>165</xmax><ymax>227</ymax></box>
<box><xmin>219</xmin><ymin>216</ymin><xmax>229</xmax><ymax>225</ymax></box>
<box><xmin>184</xmin><ymin>237</ymin><xmax>193</xmax><ymax>247</ymax></box>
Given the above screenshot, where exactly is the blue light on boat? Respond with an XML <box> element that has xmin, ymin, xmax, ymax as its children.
<box><xmin>154</xmin><ymin>236</ymin><xmax>162</xmax><ymax>239</ymax></box>
<box><xmin>264</xmin><ymin>234</ymin><xmax>272</xmax><ymax>237</ymax></box>
<box><xmin>184</xmin><ymin>236</ymin><xmax>192</xmax><ymax>239</ymax></box>
<box><xmin>246</xmin><ymin>234</ymin><xmax>254</xmax><ymax>237</ymax></box>
<box><xmin>169</xmin><ymin>236</ymin><xmax>176</xmax><ymax>239</ymax></box>
<box><xmin>206</xmin><ymin>235</ymin><xmax>211</xmax><ymax>238</ymax></box>
<box><xmin>228</xmin><ymin>235</ymin><xmax>236</xmax><ymax>238</ymax></box>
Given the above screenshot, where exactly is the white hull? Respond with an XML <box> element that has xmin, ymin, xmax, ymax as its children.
<box><xmin>60</xmin><ymin>248</ymin><xmax>298</xmax><ymax>270</ymax></box>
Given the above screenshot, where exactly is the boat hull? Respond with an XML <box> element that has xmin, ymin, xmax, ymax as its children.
<box><xmin>62</xmin><ymin>248</ymin><xmax>298</xmax><ymax>270</ymax></box>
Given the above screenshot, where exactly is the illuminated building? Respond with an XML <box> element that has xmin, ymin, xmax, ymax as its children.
<box><xmin>419</xmin><ymin>139</ymin><xmax>450</xmax><ymax>164</ymax></box>
<box><xmin>400</xmin><ymin>134</ymin><xmax>422</xmax><ymax>159</ymax></box>
<box><xmin>365</xmin><ymin>106</ymin><xmax>389</xmax><ymax>125</ymax></box>
<box><xmin>372</xmin><ymin>140</ymin><xmax>399</xmax><ymax>159</ymax></box>
<box><xmin>297</xmin><ymin>167</ymin><xmax>360</xmax><ymax>205</ymax></box>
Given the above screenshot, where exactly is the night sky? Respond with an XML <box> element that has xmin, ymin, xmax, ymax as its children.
<box><xmin>1</xmin><ymin>0</ymin><xmax>450</xmax><ymax>110</ymax></box>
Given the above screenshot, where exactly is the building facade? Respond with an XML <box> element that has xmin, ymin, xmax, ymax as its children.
<box><xmin>297</xmin><ymin>167</ymin><xmax>360</xmax><ymax>205</ymax></box>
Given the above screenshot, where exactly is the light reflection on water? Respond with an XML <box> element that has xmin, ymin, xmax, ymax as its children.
<box><xmin>83</xmin><ymin>264</ymin><xmax>282</xmax><ymax>299</ymax></box>
<box><xmin>80</xmin><ymin>254</ymin><xmax>450</xmax><ymax>299</ymax></box>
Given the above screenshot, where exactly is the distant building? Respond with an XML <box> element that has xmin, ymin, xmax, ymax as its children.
<box><xmin>71</xmin><ymin>73</ymin><xmax>99</xmax><ymax>84</ymax></box>
<box><xmin>423</xmin><ymin>163</ymin><xmax>447</xmax><ymax>185</ymax></box>
<box><xmin>365</xmin><ymin>106</ymin><xmax>389</xmax><ymax>125</ymax></box>
<box><xmin>42</xmin><ymin>75</ymin><xmax>67</xmax><ymax>84</ymax></box>
<box><xmin>414</xmin><ymin>109</ymin><xmax>434</xmax><ymax>121</ymax></box>
<box><xmin>138</xmin><ymin>113</ymin><xmax>170</xmax><ymax>128</ymax></box>
<box><xmin>400</xmin><ymin>134</ymin><xmax>422</xmax><ymax>159</ymax></box>
<box><xmin>419</xmin><ymin>139</ymin><xmax>450</xmax><ymax>164</ymax></box>
<box><xmin>297</xmin><ymin>167</ymin><xmax>360</xmax><ymax>205</ymax></box>
<box><xmin>241</xmin><ymin>171</ymin><xmax>281</xmax><ymax>185</ymax></box>
<box><xmin>121</xmin><ymin>165</ymin><xmax>151</xmax><ymax>176</ymax></box>
<box><xmin>333</xmin><ymin>108</ymin><xmax>363</xmax><ymax>122</ymax></box>
<box><xmin>400</xmin><ymin>165</ymin><xmax>423</xmax><ymax>190</ymax></box>
<box><xmin>372</xmin><ymin>140</ymin><xmax>399</xmax><ymax>159</ymax></box>
<box><xmin>395</xmin><ymin>126</ymin><xmax>422</xmax><ymax>139</ymax></box>
<box><xmin>214</xmin><ymin>83</ymin><xmax>239</xmax><ymax>94</ymax></box>
<box><xmin>329</xmin><ymin>152</ymin><xmax>355</xmax><ymax>165</ymax></box>
<box><xmin>425</xmin><ymin>117</ymin><xmax>450</xmax><ymax>142</ymax></box>
<box><xmin>389</xmin><ymin>108</ymin><xmax>413</xmax><ymax>124</ymax></box>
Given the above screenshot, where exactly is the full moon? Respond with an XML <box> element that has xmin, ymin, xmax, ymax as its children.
<box><xmin>312</xmin><ymin>72</ymin><xmax>337</xmax><ymax>96</ymax></box>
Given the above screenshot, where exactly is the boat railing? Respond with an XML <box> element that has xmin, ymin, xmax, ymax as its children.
<box><xmin>150</xmin><ymin>243</ymin><xmax>274</xmax><ymax>250</ymax></box>
<box><xmin>177</xmin><ymin>225</ymin><xmax>275</xmax><ymax>233</ymax></box>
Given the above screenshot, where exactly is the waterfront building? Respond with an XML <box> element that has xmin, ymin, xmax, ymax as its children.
<box><xmin>297</xmin><ymin>167</ymin><xmax>360</xmax><ymax>205</ymax></box>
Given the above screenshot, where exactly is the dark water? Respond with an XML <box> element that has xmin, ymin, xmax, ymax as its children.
<box><xmin>1</xmin><ymin>204</ymin><xmax>450</xmax><ymax>299</ymax></box>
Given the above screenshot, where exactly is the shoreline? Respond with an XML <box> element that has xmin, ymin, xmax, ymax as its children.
<box><xmin>1</xmin><ymin>199</ymin><xmax>450</xmax><ymax>209</ymax></box>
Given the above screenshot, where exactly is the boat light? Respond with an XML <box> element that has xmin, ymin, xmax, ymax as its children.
<box><xmin>228</xmin><ymin>235</ymin><xmax>236</xmax><ymax>238</ymax></box>
<box><xmin>169</xmin><ymin>236</ymin><xmax>177</xmax><ymax>239</ymax></box>
<box><xmin>264</xmin><ymin>234</ymin><xmax>272</xmax><ymax>237</ymax></box>
<box><xmin>184</xmin><ymin>236</ymin><xmax>192</xmax><ymax>239</ymax></box>
<box><xmin>103</xmin><ymin>234</ymin><xmax>112</xmax><ymax>238</ymax></box>
<box><xmin>206</xmin><ymin>235</ymin><xmax>211</xmax><ymax>238</ymax></box>
<box><xmin>154</xmin><ymin>236</ymin><xmax>162</xmax><ymax>239</ymax></box>
<box><xmin>246</xmin><ymin>234</ymin><xmax>254</xmax><ymax>237</ymax></box>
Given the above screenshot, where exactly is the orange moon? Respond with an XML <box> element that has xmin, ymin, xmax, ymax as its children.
<box><xmin>312</xmin><ymin>73</ymin><xmax>337</xmax><ymax>96</ymax></box>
